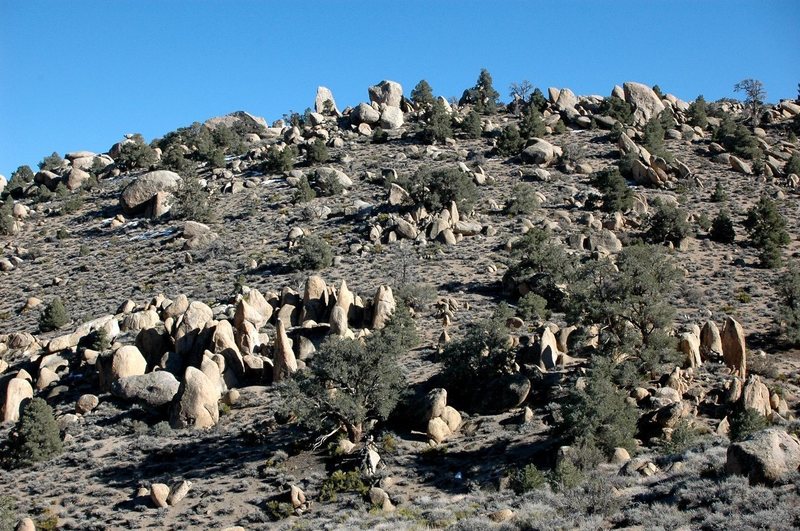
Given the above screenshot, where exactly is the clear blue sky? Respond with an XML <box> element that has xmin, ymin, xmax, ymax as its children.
<box><xmin>1</xmin><ymin>1</ymin><xmax>798</xmax><ymax>177</ymax></box>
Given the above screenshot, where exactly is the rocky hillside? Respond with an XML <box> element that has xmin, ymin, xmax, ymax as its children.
<box><xmin>1</xmin><ymin>75</ymin><xmax>800</xmax><ymax>530</ymax></box>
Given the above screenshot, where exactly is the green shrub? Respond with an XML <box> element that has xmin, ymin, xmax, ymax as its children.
<box><xmin>463</xmin><ymin>68</ymin><xmax>500</xmax><ymax>115</ymax></box>
<box><xmin>645</xmin><ymin>200</ymin><xmax>690</xmax><ymax>245</ymax></box>
<box><xmin>530</xmin><ymin>87</ymin><xmax>548</xmax><ymax>112</ymax></box>
<box><xmin>117</xmin><ymin>135</ymin><xmax>157</xmax><ymax>172</ymax></box>
<box><xmin>504</xmin><ymin>227</ymin><xmax>575</xmax><ymax>309</ymax></box>
<box><xmin>643</xmin><ymin>115</ymin><xmax>673</xmax><ymax>162</ymax></box>
<box><xmin>264</xmin><ymin>501</ymin><xmax>293</xmax><ymax>521</ymax></box>
<box><xmin>517</xmin><ymin>292</ymin><xmax>551</xmax><ymax>321</ymax></box>
<box><xmin>38</xmin><ymin>152</ymin><xmax>64</xmax><ymax>172</ymax></box>
<box><xmin>496</xmin><ymin>125</ymin><xmax>524</xmax><ymax>156</ymax></box>
<box><xmin>160</xmin><ymin>145</ymin><xmax>196</xmax><ymax>175</ymax></box>
<box><xmin>697</xmin><ymin>213</ymin><xmax>711</xmax><ymax>232</ymax></box>
<box><xmin>39</xmin><ymin>298</ymin><xmax>69</xmax><ymax>332</ymax></box>
<box><xmin>306</xmin><ymin>138</ymin><xmax>330</xmax><ymax>164</ymax></box>
<box><xmin>776</xmin><ymin>261</ymin><xmax>800</xmax><ymax>344</ymax></box>
<box><xmin>505</xmin><ymin>183</ymin><xmax>540</xmax><ymax>215</ymax></box>
<box><xmin>5</xmin><ymin>397</ymin><xmax>63</xmax><ymax>468</ymax></box>
<box><xmin>266</xmin><ymin>145</ymin><xmax>297</xmax><ymax>173</ymax></box>
<box><xmin>689</xmin><ymin>95</ymin><xmax>709</xmax><ymax>128</ymax></box>
<box><xmin>713</xmin><ymin>116</ymin><xmax>761</xmax><ymax>160</ymax></box>
<box><xmin>320</xmin><ymin>470</ymin><xmax>369</xmax><ymax>502</ymax></box>
<box><xmin>711</xmin><ymin>179</ymin><xmax>727</xmax><ymax>202</ymax></box>
<box><xmin>405</xmin><ymin>166</ymin><xmax>478</xmax><ymax>213</ymax></box>
<box><xmin>592</xmin><ymin>167</ymin><xmax>633</xmax><ymax>213</ymax></box>
<box><xmin>372</xmin><ymin>127</ymin><xmax>389</xmax><ymax>144</ymax></box>
<box><xmin>411</xmin><ymin>79</ymin><xmax>435</xmax><ymax>107</ymax></box>
<box><xmin>519</xmin><ymin>104</ymin><xmax>546</xmax><ymax>139</ymax></box>
<box><xmin>421</xmin><ymin>99</ymin><xmax>453</xmax><ymax>144</ymax></box>
<box><xmin>553</xmin><ymin>120</ymin><xmax>567</xmax><ymax>134</ymax></box>
<box><xmin>60</xmin><ymin>192</ymin><xmax>84</xmax><ymax>215</ymax></box>
<box><xmin>0</xmin><ymin>198</ymin><xmax>14</xmax><ymax>236</ymax></box>
<box><xmin>90</xmin><ymin>328</ymin><xmax>111</xmax><ymax>352</ymax></box>
<box><xmin>561</xmin><ymin>361</ymin><xmax>638</xmax><ymax>456</ymax></box>
<box><xmin>508</xmin><ymin>464</ymin><xmax>546</xmax><ymax>494</ymax></box>
<box><xmin>729</xmin><ymin>407</ymin><xmax>769</xmax><ymax>442</ymax></box>
<box><xmin>744</xmin><ymin>195</ymin><xmax>790</xmax><ymax>268</ymax></box>
<box><xmin>289</xmin><ymin>234</ymin><xmax>333</xmax><ymax>271</ymax></box>
<box><xmin>7</xmin><ymin>165</ymin><xmax>34</xmax><ymax>196</ymax></box>
<box><xmin>0</xmin><ymin>496</ymin><xmax>15</xmax><ymax>531</ymax></box>
<box><xmin>293</xmin><ymin>175</ymin><xmax>316</xmax><ymax>203</ymax></box>
<box><xmin>461</xmin><ymin>110</ymin><xmax>482</xmax><ymax>139</ymax></box>
<box><xmin>599</xmin><ymin>96</ymin><xmax>634</xmax><ymax>125</ymax></box>
<box><xmin>660</xmin><ymin>419</ymin><xmax>698</xmax><ymax>454</ymax></box>
<box><xmin>784</xmin><ymin>153</ymin><xmax>800</xmax><ymax>176</ymax></box>
<box><xmin>710</xmin><ymin>210</ymin><xmax>736</xmax><ymax>243</ymax></box>
<box><xmin>174</xmin><ymin>176</ymin><xmax>213</xmax><ymax>222</ymax></box>
<box><xmin>551</xmin><ymin>457</ymin><xmax>584</xmax><ymax>492</ymax></box>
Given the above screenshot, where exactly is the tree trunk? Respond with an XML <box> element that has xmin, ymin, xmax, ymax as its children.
<box><xmin>346</xmin><ymin>422</ymin><xmax>363</xmax><ymax>444</ymax></box>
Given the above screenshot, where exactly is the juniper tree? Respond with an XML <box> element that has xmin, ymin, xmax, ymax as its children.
<box><xmin>744</xmin><ymin>195</ymin><xmax>790</xmax><ymax>268</ymax></box>
<box><xmin>734</xmin><ymin>78</ymin><xmax>766</xmax><ymax>128</ymax></box>
<box><xmin>776</xmin><ymin>261</ymin><xmax>800</xmax><ymax>345</ymax></box>
<box><xmin>410</xmin><ymin>79</ymin><xmax>435</xmax><ymax>107</ymax></box>
<box><xmin>5</xmin><ymin>398</ymin><xmax>63</xmax><ymax>468</ymax></box>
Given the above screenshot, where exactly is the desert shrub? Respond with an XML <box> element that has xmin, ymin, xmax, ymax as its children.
<box><xmin>4</xmin><ymin>397</ymin><xmax>63</xmax><ymax>468</ymax></box>
<box><xmin>599</xmin><ymin>96</ymin><xmax>634</xmax><ymax>125</ymax></box>
<box><xmin>561</xmin><ymin>360</ymin><xmax>638</xmax><ymax>456</ymax></box>
<box><xmin>744</xmin><ymin>195</ymin><xmax>790</xmax><ymax>268</ymax></box>
<box><xmin>568</xmin><ymin>244</ymin><xmax>681</xmax><ymax>373</ymax></box>
<box><xmin>643</xmin><ymin>115</ymin><xmax>673</xmax><ymax>162</ymax></box>
<box><xmin>784</xmin><ymin>153</ymin><xmax>800</xmax><ymax>176</ymax></box>
<box><xmin>314</xmin><ymin>171</ymin><xmax>344</xmax><ymax>197</ymax></box>
<box><xmin>659</xmin><ymin>418</ymin><xmax>698</xmax><ymax>454</ymax></box>
<box><xmin>39</xmin><ymin>298</ymin><xmax>69</xmax><ymax>332</ymax></box>
<box><xmin>405</xmin><ymin>166</ymin><xmax>478</xmax><ymax>213</ymax></box>
<box><xmin>421</xmin><ymin>99</ymin><xmax>453</xmax><ymax>144</ymax></box>
<box><xmin>117</xmin><ymin>135</ymin><xmax>157</xmax><ymax>172</ymax></box>
<box><xmin>7</xmin><ymin>165</ymin><xmax>34</xmax><ymax>197</ymax></box>
<box><xmin>372</xmin><ymin>127</ymin><xmax>389</xmax><ymax>144</ymax></box>
<box><xmin>689</xmin><ymin>95</ymin><xmax>709</xmax><ymax>128</ymax></box>
<box><xmin>508</xmin><ymin>463</ymin><xmax>547</xmax><ymax>494</ymax></box>
<box><xmin>89</xmin><ymin>328</ymin><xmax>111</xmax><ymax>353</ymax></box>
<box><xmin>159</xmin><ymin>146</ymin><xmax>194</xmax><ymax>175</ymax></box>
<box><xmin>60</xmin><ymin>191</ymin><xmax>84</xmax><ymax>215</ymax></box>
<box><xmin>319</xmin><ymin>470</ymin><xmax>369</xmax><ymax>502</ymax></box>
<box><xmin>306</xmin><ymin>138</ymin><xmax>329</xmax><ymax>164</ymax></box>
<box><xmin>710</xmin><ymin>209</ymin><xmax>736</xmax><ymax>243</ymax></box>
<box><xmin>517</xmin><ymin>292</ymin><xmax>551</xmax><ymax>322</ymax></box>
<box><xmin>0</xmin><ymin>198</ymin><xmax>14</xmax><ymax>236</ymax></box>
<box><xmin>616</xmin><ymin>150</ymin><xmax>639</xmax><ymax>179</ymax></box>
<box><xmin>519</xmin><ymin>103</ymin><xmax>546</xmax><ymax>139</ymax></box>
<box><xmin>496</xmin><ymin>124</ymin><xmax>524</xmax><ymax>156</ymax></box>
<box><xmin>645</xmin><ymin>200</ymin><xmax>690</xmax><ymax>245</ymax></box>
<box><xmin>505</xmin><ymin>183</ymin><xmax>540</xmax><ymax>215</ymax></box>
<box><xmin>697</xmin><ymin>212</ymin><xmax>712</xmax><ymax>232</ymax></box>
<box><xmin>592</xmin><ymin>167</ymin><xmax>633</xmax><ymax>213</ymax></box>
<box><xmin>411</xmin><ymin>79</ymin><xmax>435</xmax><ymax>107</ymax></box>
<box><xmin>38</xmin><ymin>152</ymin><xmax>64</xmax><ymax>172</ymax></box>
<box><xmin>460</xmin><ymin>110</ymin><xmax>482</xmax><ymax>139</ymax></box>
<box><xmin>530</xmin><ymin>87</ymin><xmax>548</xmax><ymax>112</ymax></box>
<box><xmin>394</xmin><ymin>282</ymin><xmax>436</xmax><ymax>312</ymax></box>
<box><xmin>713</xmin><ymin>116</ymin><xmax>761</xmax><ymax>160</ymax></box>
<box><xmin>173</xmin><ymin>175</ymin><xmax>213</xmax><ymax>222</ymax></box>
<box><xmin>266</xmin><ymin>145</ymin><xmax>297</xmax><ymax>173</ymax></box>
<box><xmin>729</xmin><ymin>407</ymin><xmax>769</xmax><ymax>442</ymax></box>
<box><xmin>551</xmin><ymin>456</ymin><xmax>585</xmax><ymax>491</ymax></box>
<box><xmin>776</xmin><ymin>261</ymin><xmax>800</xmax><ymax>344</ymax></box>
<box><xmin>264</xmin><ymin>501</ymin><xmax>293</xmax><ymax>521</ymax></box>
<box><xmin>711</xmin><ymin>179</ymin><xmax>727</xmax><ymax>202</ymax></box>
<box><xmin>0</xmin><ymin>496</ymin><xmax>15</xmax><ymax>531</ymax></box>
<box><xmin>289</xmin><ymin>234</ymin><xmax>333</xmax><ymax>271</ymax></box>
<box><xmin>553</xmin><ymin>120</ymin><xmax>567</xmax><ymax>134</ymax></box>
<box><xmin>278</xmin><ymin>315</ymin><xmax>407</xmax><ymax>443</ymax></box>
<box><xmin>293</xmin><ymin>175</ymin><xmax>316</xmax><ymax>203</ymax></box>
<box><xmin>504</xmin><ymin>227</ymin><xmax>575</xmax><ymax>310</ymax></box>
<box><xmin>439</xmin><ymin>313</ymin><xmax>516</xmax><ymax>407</ymax></box>
<box><xmin>462</xmin><ymin>68</ymin><xmax>500</xmax><ymax>115</ymax></box>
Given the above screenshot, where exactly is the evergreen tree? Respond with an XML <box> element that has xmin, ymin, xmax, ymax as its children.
<box><xmin>744</xmin><ymin>195</ymin><xmax>790</xmax><ymax>268</ymax></box>
<box><xmin>410</xmin><ymin>79</ymin><xmax>435</xmax><ymax>107</ymax></box>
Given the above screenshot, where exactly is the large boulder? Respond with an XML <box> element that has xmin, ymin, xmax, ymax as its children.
<box><xmin>520</xmin><ymin>139</ymin><xmax>562</xmax><ymax>166</ymax></box>
<box><xmin>3</xmin><ymin>377</ymin><xmax>33</xmax><ymax>423</ymax></box>
<box><xmin>726</xmin><ymin>428</ymin><xmax>800</xmax><ymax>484</ymax></box>
<box><xmin>700</xmin><ymin>320</ymin><xmax>723</xmax><ymax>358</ymax></box>
<box><xmin>272</xmin><ymin>319</ymin><xmax>297</xmax><ymax>383</ymax></box>
<box><xmin>622</xmin><ymin>82</ymin><xmax>666</xmax><ymax>126</ymax></box>
<box><xmin>371</xmin><ymin>285</ymin><xmax>396</xmax><ymax>329</ymax></box>
<box><xmin>368</xmin><ymin>80</ymin><xmax>403</xmax><ymax>108</ymax></box>
<box><xmin>741</xmin><ymin>375</ymin><xmax>772</xmax><ymax>417</ymax></box>
<box><xmin>112</xmin><ymin>371</ymin><xmax>181</xmax><ymax>407</ymax></box>
<box><xmin>102</xmin><ymin>346</ymin><xmax>147</xmax><ymax>388</ymax></box>
<box><xmin>722</xmin><ymin>317</ymin><xmax>747</xmax><ymax>377</ymax></box>
<box><xmin>120</xmin><ymin>170</ymin><xmax>182</xmax><ymax>215</ymax></box>
<box><xmin>315</xmin><ymin>86</ymin><xmax>339</xmax><ymax>115</ymax></box>
<box><xmin>169</xmin><ymin>366</ymin><xmax>220</xmax><ymax>429</ymax></box>
<box><xmin>380</xmin><ymin>107</ymin><xmax>404</xmax><ymax>130</ymax></box>
<box><xmin>352</xmin><ymin>103</ymin><xmax>381</xmax><ymax>125</ymax></box>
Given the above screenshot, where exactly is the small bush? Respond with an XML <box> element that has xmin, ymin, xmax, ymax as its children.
<box><xmin>266</xmin><ymin>146</ymin><xmax>297</xmax><ymax>173</ymax></box>
<box><xmin>660</xmin><ymin>419</ymin><xmax>698</xmax><ymax>454</ymax></box>
<box><xmin>645</xmin><ymin>200</ymin><xmax>690</xmax><ymax>245</ymax></box>
<box><xmin>784</xmin><ymin>153</ymin><xmax>800</xmax><ymax>176</ymax></box>
<box><xmin>729</xmin><ymin>407</ymin><xmax>769</xmax><ymax>442</ymax></box>
<box><xmin>38</xmin><ymin>152</ymin><xmax>64</xmax><ymax>172</ymax></box>
<box><xmin>643</xmin><ymin>115</ymin><xmax>673</xmax><ymax>162</ymax></box>
<box><xmin>689</xmin><ymin>95</ymin><xmax>709</xmax><ymax>128</ymax></box>
<box><xmin>7</xmin><ymin>165</ymin><xmax>34</xmax><ymax>196</ymax></box>
<box><xmin>592</xmin><ymin>167</ymin><xmax>633</xmax><ymax>213</ymax></box>
<box><xmin>599</xmin><ymin>96</ymin><xmax>634</xmax><ymax>125</ymax></box>
<box><xmin>5</xmin><ymin>397</ymin><xmax>63</xmax><ymax>468</ymax></box>
<box><xmin>293</xmin><ymin>175</ymin><xmax>316</xmax><ymax>203</ymax></box>
<box><xmin>519</xmin><ymin>104</ymin><xmax>546</xmax><ymax>139</ymax></box>
<box><xmin>776</xmin><ymin>261</ymin><xmax>800</xmax><ymax>344</ymax></box>
<box><xmin>372</xmin><ymin>127</ymin><xmax>389</xmax><ymax>144</ymax></box>
<box><xmin>0</xmin><ymin>198</ymin><xmax>14</xmax><ymax>236</ymax></box>
<box><xmin>411</xmin><ymin>79</ymin><xmax>435</xmax><ymax>107</ymax></box>
<box><xmin>508</xmin><ymin>464</ymin><xmax>546</xmax><ymax>494</ymax></box>
<box><xmin>289</xmin><ymin>234</ymin><xmax>333</xmax><ymax>271</ymax></box>
<box><xmin>713</xmin><ymin>116</ymin><xmax>762</xmax><ymax>160</ymax></box>
<box><xmin>264</xmin><ymin>501</ymin><xmax>293</xmax><ymax>521</ymax></box>
<box><xmin>711</xmin><ymin>179</ymin><xmax>727</xmax><ymax>202</ymax></box>
<box><xmin>710</xmin><ymin>210</ymin><xmax>736</xmax><ymax>243</ymax></box>
<box><xmin>174</xmin><ymin>176</ymin><xmax>213</xmax><ymax>222</ymax></box>
<box><xmin>39</xmin><ymin>298</ymin><xmax>69</xmax><ymax>332</ymax></box>
<box><xmin>320</xmin><ymin>469</ymin><xmax>369</xmax><ymax>502</ymax></box>
<box><xmin>744</xmin><ymin>195</ymin><xmax>790</xmax><ymax>268</ymax></box>
<box><xmin>421</xmin><ymin>99</ymin><xmax>453</xmax><ymax>144</ymax></box>
<box><xmin>551</xmin><ymin>457</ymin><xmax>584</xmax><ymax>492</ymax></box>
<box><xmin>117</xmin><ymin>135</ymin><xmax>157</xmax><ymax>172</ymax></box>
<box><xmin>306</xmin><ymin>138</ymin><xmax>330</xmax><ymax>164</ymax></box>
<box><xmin>517</xmin><ymin>292</ymin><xmax>551</xmax><ymax>322</ymax></box>
<box><xmin>505</xmin><ymin>183</ymin><xmax>540</xmax><ymax>215</ymax></box>
<box><xmin>404</xmin><ymin>166</ymin><xmax>478</xmax><ymax>213</ymax></box>
<box><xmin>461</xmin><ymin>110</ymin><xmax>482</xmax><ymax>139</ymax></box>
<box><xmin>496</xmin><ymin>125</ymin><xmax>524</xmax><ymax>156</ymax></box>
<box><xmin>0</xmin><ymin>496</ymin><xmax>15</xmax><ymax>531</ymax></box>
